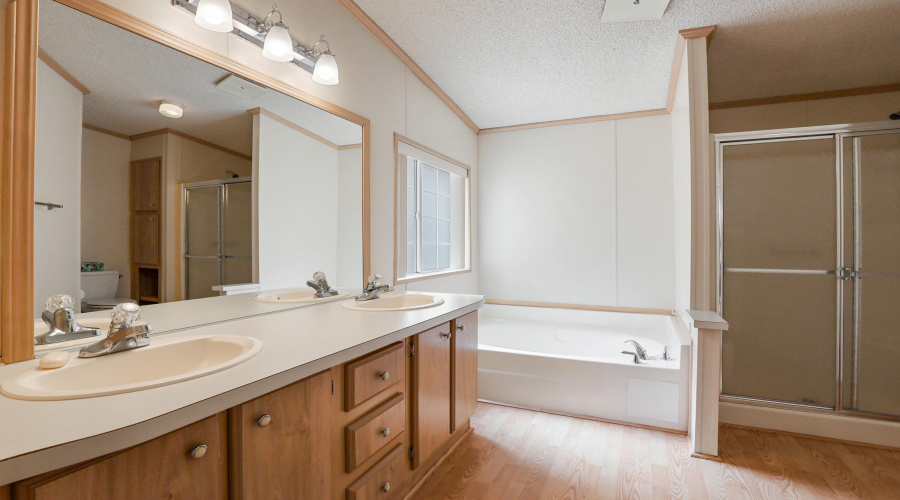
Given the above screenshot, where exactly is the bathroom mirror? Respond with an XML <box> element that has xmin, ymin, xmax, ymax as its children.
<box><xmin>29</xmin><ymin>0</ymin><xmax>367</xmax><ymax>342</ymax></box>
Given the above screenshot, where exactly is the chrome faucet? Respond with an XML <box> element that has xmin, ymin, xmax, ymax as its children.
<box><xmin>79</xmin><ymin>303</ymin><xmax>152</xmax><ymax>358</ymax></box>
<box><xmin>306</xmin><ymin>271</ymin><xmax>339</xmax><ymax>298</ymax></box>
<box><xmin>356</xmin><ymin>274</ymin><xmax>391</xmax><ymax>301</ymax></box>
<box><xmin>34</xmin><ymin>294</ymin><xmax>102</xmax><ymax>345</ymax></box>
<box><xmin>623</xmin><ymin>340</ymin><xmax>649</xmax><ymax>360</ymax></box>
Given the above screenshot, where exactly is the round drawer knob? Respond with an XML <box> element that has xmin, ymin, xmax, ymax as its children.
<box><xmin>441</xmin><ymin>331</ymin><xmax>452</xmax><ymax>340</ymax></box>
<box><xmin>190</xmin><ymin>444</ymin><xmax>207</xmax><ymax>460</ymax></box>
<box><xmin>380</xmin><ymin>371</ymin><xmax>389</xmax><ymax>381</ymax></box>
<box><xmin>381</xmin><ymin>427</ymin><xmax>391</xmax><ymax>438</ymax></box>
<box><xmin>457</xmin><ymin>324</ymin><xmax>465</xmax><ymax>331</ymax></box>
<box><xmin>382</xmin><ymin>482</ymin><xmax>391</xmax><ymax>493</ymax></box>
<box><xmin>257</xmin><ymin>414</ymin><xmax>272</xmax><ymax>427</ymax></box>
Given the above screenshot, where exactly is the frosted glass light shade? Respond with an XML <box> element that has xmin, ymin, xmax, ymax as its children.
<box><xmin>262</xmin><ymin>25</ymin><xmax>294</xmax><ymax>62</ymax></box>
<box><xmin>312</xmin><ymin>53</ymin><xmax>339</xmax><ymax>85</ymax></box>
<box><xmin>159</xmin><ymin>101</ymin><xmax>184</xmax><ymax>118</ymax></box>
<box><xmin>194</xmin><ymin>0</ymin><xmax>233</xmax><ymax>32</ymax></box>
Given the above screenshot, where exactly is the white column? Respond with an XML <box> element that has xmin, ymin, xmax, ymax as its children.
<box><xmin>687</xmin><ymin>309</ymin><xmax>728</xmax><ymax>459</ymax></box>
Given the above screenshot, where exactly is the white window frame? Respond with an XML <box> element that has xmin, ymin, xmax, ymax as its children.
<box><xmin>394</xmin><ymin>134</ymin><xmax>471</xmax><ymax>284</ymax></box>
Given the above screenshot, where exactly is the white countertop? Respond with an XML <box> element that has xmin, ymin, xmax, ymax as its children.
<box><xmin>0</xmin><ymin>291</ymin><xmax>484</xmax><ymax>484</ymax></box>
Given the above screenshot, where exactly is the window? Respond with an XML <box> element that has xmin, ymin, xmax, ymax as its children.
<box><xmin>396</xmin><ymin>136</ymin><xmax>470</xmax><ymax>283</ymax></box>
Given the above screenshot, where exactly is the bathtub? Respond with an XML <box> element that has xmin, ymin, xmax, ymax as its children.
<box><xmin>478</xmin><ymin>304</ymin><xmax>691</xmax><ymax>431</ymax></box>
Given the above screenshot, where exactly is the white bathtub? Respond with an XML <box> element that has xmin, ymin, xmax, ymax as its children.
<box><xmin>478</xmin><ymin>304</ymin><xmax>691</xmax><ymax>431</ymax></box>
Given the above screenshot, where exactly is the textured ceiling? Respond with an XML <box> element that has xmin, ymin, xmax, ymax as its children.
<box><xmin>39</xmin><ymin>0</ymin><xmax>361</xmax><ymax>154</ymax></box>
<box><xmin>352</xmin><ymin>0</ymin><xmax>900</xmax><ymax>129</ymax></box>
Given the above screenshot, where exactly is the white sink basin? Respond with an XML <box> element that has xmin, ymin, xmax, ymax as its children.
<box><xmin>1</xmin><ymin>335</ymin><xmax>262</xmax><ymax>401</ymax></box>
<box><xmin>254</xmin><ymin>289</ymin><xmax>349</xmax><ymax>303</ymax></box>
<box><xmin>342</xmin><ymin>293</ymin><xmax>444</xmax><ymax>312</ymax></box>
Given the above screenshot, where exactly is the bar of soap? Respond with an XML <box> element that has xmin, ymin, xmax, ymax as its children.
<box><xmin>39</xmin><ymin>351</ymin><xmax>70</xmax><ymax>369</ymax></box>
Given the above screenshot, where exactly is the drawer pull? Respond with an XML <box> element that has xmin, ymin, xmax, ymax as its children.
<box><xmin>190</xmin><ymin>444</ymin><xmax>207</xmax><ymax>460</ymax></box>
<box><xmin>457</xmin><ymin>324</ymin><xmax>465</xmax><ymax>331</ymax></box>
<box><xmin>257</xmin><ymin>414</ymin><xmax>272</xmax><ymax>427</ymax></box>
<box><xmin>382</xmin><ymin>482</ymin><xmax>391</xmax><ymax>493</ymax></box>
<box><xmin>440</xmin><ymin>331</ymin><xmax>452</xmax><ymax>340</ymax></box>
<box><xmin>380</xmin><ymin>371</ymin><xmax>390</xmax><ymax>381</ymax></box>
<box><xmin>382</xmin><ymin>427</ymin><xmax>391</xmax><ymax>438</ymax></box>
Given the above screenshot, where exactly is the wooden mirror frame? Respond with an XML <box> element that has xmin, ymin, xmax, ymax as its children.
<box><xmin>1</xmin><ymin>0</ymin><xmax>371</xmax><ymax>363</ymax></box>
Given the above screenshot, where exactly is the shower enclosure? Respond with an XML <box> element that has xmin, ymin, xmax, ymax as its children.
<box><xmin>182</xmin><ymin>177</ymin><xmax>253</xmax><ymax>300</ymax></box>
<box><xmin>716</xmin><ymin>122</ymin><xmax>900</xmax><ymax>421</ymax></box>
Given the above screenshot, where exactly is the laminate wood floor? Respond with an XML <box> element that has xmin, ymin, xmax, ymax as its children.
<box><xmin>411</xmin><ymin>402</ymin><xmax>900</xmax><ymax>500</ymax></box>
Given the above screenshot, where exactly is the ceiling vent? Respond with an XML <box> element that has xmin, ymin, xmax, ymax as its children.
<box><xmin>215</xmin><ymin>74</ymin><xmax>268</xmax><ymax>100</ymax></box>
<box><xmin>601</xmin><ymin>0</ymin><xmax>671</xmax><ymax>23</ymax></box>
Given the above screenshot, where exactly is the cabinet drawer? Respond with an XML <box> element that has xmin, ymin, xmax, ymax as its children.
<box><xmin>346</xmin><ymin>444</ymin><xmax>405</xmax><ymax>500</ymax></box>
<box><xmin>344</xmin><ymin>343</ymin><xmax>405</xmax><ymax>411</ymax></box>
<box><xmin>346</xmin><ymin>392</ymin><xmax>405</xmax><ymax>472</ymax></box>
<box><xmin>14</xmin><ymin>413</ymin><xmax>227</xmax><ymax>500</ymax></box>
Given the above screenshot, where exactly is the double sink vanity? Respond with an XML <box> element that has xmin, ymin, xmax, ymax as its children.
<box><xmin>0</xmin><ymin>289</ymin><xmax>484</xmax><ymax>499</ymax></box>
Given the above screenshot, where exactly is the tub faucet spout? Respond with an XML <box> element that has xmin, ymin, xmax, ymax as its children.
<box><xmin>624</xmin><ymin>340</ymin><xmax>649</xmax><ymax>360</ymax></box>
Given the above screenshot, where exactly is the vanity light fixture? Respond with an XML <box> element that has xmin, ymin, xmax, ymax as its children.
<box><xmin>193</xmin><ymin>0</ymin><xmax>233</xmax><ymax>32</ymax></box>
<box><xmin>261</xmin><ymin>5</ymin><xmax>293</xmax><ymax>62</ymax></box>
<box><xmin>159</xmin><ymin>100</ymin><xmax>184</xmax><ymax>118</ymax></box>
<box><xmin>311</xmin><ymin>36</ymin><xmax>339</xmax><ymax>85</ymax></box>
<box><xmin>173</xmin><ymin>0</ymin><xmax>340</xmax><ymax>85</ymax></box>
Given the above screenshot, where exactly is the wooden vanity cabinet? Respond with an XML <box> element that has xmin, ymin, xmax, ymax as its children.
<box><xmin>411</xmin><ymin>322</ymin><xmax>453</xmax><ymax>469</ymax></box>
<box><xmin>13</xmin><ymin>413</ymin><xmax>228</xmax><ymax>500</ymax></box>
<box><xmin>228</xmin><ymin>370</ymin><xmax>333</xmax><ymax>500</ymax></box>
<box><xmin>451</xmin><ymin>311</ymin><xmax>479</xmax><ymax>431</ymax></box>
<box><xmin>10</xmin><ymin>311</ymin><xmax>480</xmax><ymax>499</ymax></box>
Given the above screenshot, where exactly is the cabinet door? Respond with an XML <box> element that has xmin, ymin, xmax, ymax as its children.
<box><xmin>451</xmin><ymin>311</ymin><xmax>478</xmax><ymax>431</ymax></box>
<box><xmin>412</xmin><ymin>322</ymin><xmax>452</xmax><ymax>469</ymax></box>
<box><xmin>14</xmin><ymin>414</ymin><xmax>228</xmax><ymax>500</ymax></box>
<box><xmin>231</xmin><ymin>370</ymin><xmax>333</xmax><ymax>499</ymax></box>
<box><xmin>133</xmin><ymin>213</ymin><xmax>159</xmax><ymax>265</ymax></box>
<box><xmin>132</xmin><ymin>158</ymin><xmax>160</xmax><ymax>211</ymax></box>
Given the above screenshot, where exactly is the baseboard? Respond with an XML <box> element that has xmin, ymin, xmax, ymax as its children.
<box><xmin>720</xmin><ymin>401</ymin><xmax>900</xmax><ymax>450</ymax></box>
<box><xmin>479</xmin><ymin>399</ymin><xmax>689</xmax><ymax>435</ymax></box>
<box><xmin>690</xmin><ymin>452</ymin><xmax>722</xmax><ymax>462</ymax></box>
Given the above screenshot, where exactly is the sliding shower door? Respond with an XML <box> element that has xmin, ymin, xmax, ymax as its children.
<box><xmin>719</xmin><ymin>125</ymin><xmax>900</xmax><ymax>419</ymax></box>
<box><xmin>845</xmin><ymin>131</ymin><xmax>900</xmax><ymax>416</ymax></box>
<box><xmin>720</xmin><ymin>137</ymin><xmax>840</xmax><ymax>408</ymax></box>
<box><xmin>184</xmin><ymin>178</ymin><xmax>252</xmax><ymax>300</ymax></box>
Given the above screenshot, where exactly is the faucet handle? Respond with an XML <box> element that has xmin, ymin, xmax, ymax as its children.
<box><xmin>44</xmin><ymin>294</ymin><xmax>75</xmax><ymax>313</ymax></box>
<box><xmin>110</xmin><ymin>302</ymin><xmax>141</xmax><ymax>329</ymax></box>
<box><xmin>313</xmin><ymin>271</ymin><xmax>327</xmax><ymax>282</ymax></box>
<box><xmin>367</xmin><ymin>274</ymin><xmax>383</xmax><ymax>286</ymax></box>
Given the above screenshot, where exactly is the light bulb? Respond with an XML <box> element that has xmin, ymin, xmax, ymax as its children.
<box><xmin>312</xmin><ymin>53</ymin><xmax>339</xmax><ymax>85</ymax></box>
<box><xmin>262</xmin><ymin>25</ymin><xmax>294</xmax><ymax>62</ymax></box>
<box><xmin>159</xmin><ymin>101</ymin><xmax>184</xmax><ymax>118</ymax></box>
<box><xmin>194</xmin><ymin>0</ymin><xmax>233</xmax><ymax>33</ymax></box>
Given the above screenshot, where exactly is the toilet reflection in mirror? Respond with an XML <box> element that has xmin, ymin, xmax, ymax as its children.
<box><xmin>33</xmin><ymin>0</ymin><xmax>364</xmax><ymax>319</ymax></box>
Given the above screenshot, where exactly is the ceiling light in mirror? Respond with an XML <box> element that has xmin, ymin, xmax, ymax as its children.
<box><xmin>312</xmin><ymin>36</ymin><xmax>339</xmax><ymax>85</ymax></box>
<box><xmin>159</xmin><ymin>100</ymin><xmax>184</xmax><ymax>118</ymax></box>
<box><xmin>194</xmin><ymin>0</ymin><xmax>234</xmax><ymax>32</ymax></box>
<box><xmin>261</xmin><ymin>5</ymin><xmax>293</xmax><ymax>62</ymax></box>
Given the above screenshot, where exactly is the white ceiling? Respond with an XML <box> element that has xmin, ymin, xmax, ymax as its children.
<box><xmin>39</xmin><ymin>0</ymin><xmax>361</xmax><ymax>155</ymax></box>
<box><xmin>353</xmin><ymin>0</ymin><xmax>900</xmax><ymax>129</ymax></box>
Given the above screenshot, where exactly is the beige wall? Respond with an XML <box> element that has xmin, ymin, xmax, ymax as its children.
<box><xmin>81</xmin><ymin>128</ymin><xmax>132</xmax><ymax>298</ymax></box>
<box><xmin>253</xmin><ymin>113</ymin><xmax>341</xmax><ymax>291</ymax></box>
<box><xmin>710</xmin><ymin>91</ymin><xmax>900</xmax><ymax>134</ymax></box>
<box><xmin>34</xmin><ymin>59</ymin><xmax>83</xmax><ymax>315</ymax></box>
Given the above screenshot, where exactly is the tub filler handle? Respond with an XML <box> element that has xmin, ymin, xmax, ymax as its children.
<box><xmin>622</xmin><ymin>351</ymin><xmax>644</xmax><ymax>364</ymax></box>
